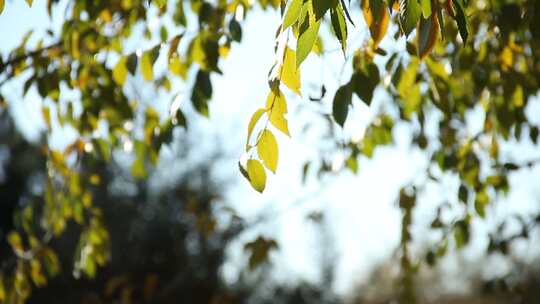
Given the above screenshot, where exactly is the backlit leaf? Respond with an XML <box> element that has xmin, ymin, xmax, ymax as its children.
<box><xmin>362</xmin><ymin>0</ymin><xmax>389</xmax><ymax>46</ymax></box>
<box><xmin>247</xmin><ymin>108</ymin><xmax>266</xmax><ymax>149</ymax></box>
<box><xmin>280</xmin><ymin>47</ymin><xmax>301</xmax><ymax>95</ymax></box>
<box><xmin>141</xmin><ymin>52</ymin><xmax>154</xmax><ymax>81</ymax></box>
<box><xmin>247</xmin><ymin>159</ymin><xmax>266</xmax><ymax>193</ymax></box>
<box><xmin>296</xmin><ymin>16</ymin><xmax>321</xmax><ymax>67</ymax></box>
<box><xmin>399</xmin><ymin>0</ymin><xmax>421</xmax><ymax>36</ymax></box>
<box><xmin>112</xmin><ymin>56</ymin><xmax>128</xmax><ymax>85</ymax></box>
<box><xmin>258</xmin><ymin>130</ymin><xmax>279</xmax><ymax>173</ymax></box>
<box><xmin>331</xmin><ymin>3</ymin><xmax>348</xmax><ymax>53</ymax></box>
<box><xmin>283</xmin><ymin>0</ymin><xmax>303</xmax><ymax>29</ymax></box>
<box><xmin>417</xmin><ymin>13</ymin><xmax>439</xmax><ymax>58</ymax></box>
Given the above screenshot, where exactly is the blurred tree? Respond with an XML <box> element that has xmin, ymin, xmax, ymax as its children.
<box><xmin>0</xmin><ymin>0</ymin><xmax>540</xmax><ymax>303</ymax></box>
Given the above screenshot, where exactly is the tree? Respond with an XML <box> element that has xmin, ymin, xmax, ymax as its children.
<box><xmin>0</xmin><ymin>0</ymin><xmax>540</xmax><ymax>303</ymax></box>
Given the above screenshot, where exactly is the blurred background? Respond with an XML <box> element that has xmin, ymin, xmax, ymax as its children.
<box><xmin>1</xmin><ymin>0</ymin><xmax>540</xmax><ymax>303</ymax></box>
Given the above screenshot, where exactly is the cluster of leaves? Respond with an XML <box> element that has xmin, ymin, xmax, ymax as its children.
<box><xmin>1</xmin><ymin>0</ymin><xmax>540</xmax><ymax>303</ymax></box>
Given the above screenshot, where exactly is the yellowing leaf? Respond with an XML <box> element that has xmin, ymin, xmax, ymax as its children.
<box><xmin>247</xmin><ymin>159</ymin><xmax>266</xmax><ymax>193</ymax></box>
<box><xmin>26</xmin><ymin>0</ymin><xmax>33</xmax><ymax>6</ymax></box>
<box><xmin>258</xmin><ymin>130</ymin><xmax>279</xmax><ymax>173</ymax></box>
<box><xmin>265</xmin><ymin>90</ymin><xmax>287</xmax><ymax>113</ymax></box>
<box><xmin>280</xmin><ymin>47</ymin><xmax>301</xmax><ymax>95</ymax></box>
<box><xmin>113</xmin><ymin>56</ymin><xmax>128</xmax><ymax>85</ymax></box>
<box><xmin>362</xmin><ymin>0</ymin><xmax>389</xmax><ymax>47</ymax></box>
<box><xmin>283</xmin><ymin>0</ymin><xmax>303</xmax><ymax>29</ymax></box>
<box><xmin>169</xmin><ymin>55</ymin><xmax>187</xmax><ymax>79</ymax></box>
<box><xmin>0</xmin><ymin>0</ymin><xmax>4</xmax><ymax>15</ymax></box>
<box><xmin>141</xmin><ymin>52</ymin><xmax>154</xmax><ymax>81</ymax></box>
<box><xmin>247</xmin><ymin>108</ymin><xmax>266</xmax><ymax>149</ymax></box>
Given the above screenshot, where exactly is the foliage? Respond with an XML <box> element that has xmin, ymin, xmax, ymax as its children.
<box><xmin>0</xmin><ymin>0</ymin><xmax>540</xmax><ymax>303</ymax></box>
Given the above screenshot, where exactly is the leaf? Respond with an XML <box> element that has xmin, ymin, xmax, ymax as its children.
<box><xmin>26</xmin><ymin>0</ymin><xmax>33</xmax><ymax>6</ymax></box>
<box><xmin>141</xmin><ymin>51</ymin><xmax>154</xmax><ymax>81</ymax></box>
<box><xmin>362</xmin><ymin>0</ymin><xmax>389</xmax><ymax>46</ymax></box>
<box><xmin>266</xmin><ymin>90</ymin><xmax>290</xmax><ymax>136</ymax></box>
<box><xmin>331</xmin><ymin>4</ymin><xmax>348</xmax><ymax>53</ymax></box>
<box><xmin>399</xmin><ymin>0</ymin><xmax>421</xmax><ymax>36</ymax></box>
<box><xmin>417</xmin><ymin>13</ymin><xmax>439</xmax><ymax>58</ymax></box>
<box><xmin>453</xmin><ymin>0</ymin><xmax>468</xmax><ymax>43</ymax></box>
<box><xmin>0</xmin><ymin>0</ymin><xmax>4</xmax><ymax>15</ymax></box>
<box><xmin>126</xmin><ymin>53</ymin><xmax>138</xmax><ymax>75</ymax></box>
<box><xmin>258</xmin><ymin>130</ymin><xmax>279</xmax><ymax>173</ymax></box>
<box><xmin>280</xmin><ymin>47</ymin><xmax>301</xmax><ymax>95</ymax></box>
<box><xmin>283</xmin><ymin>0</ymin><xmax>303</xmax><ymax>29</ymax></box>
<box><xmin>296</xmin><ymin>16</ymin><xmax>321</xmax><ymax>67</ymax></box>
<box><xmin>112</xmin><ymin>56</ymin><xmax>128</xmax><ymax>85</ymax></box>
<box><xmin>333</xmin><ymin>83</ymin><xmax>352</xmax><ymax>127</ymax></box>
<box><xmin>420</xmin><ymin>0</ymin><xmax>431</xmax><ymax>18</ymax></box>
<box><xmin>247</xmin><ymin>159</ymin><xmax>266</xmax><ymax>192</ymax></box>
<box><xmin>265</xmin><ymin>88</ymin><xmax>288</xmax><ymax>113</ymax></box>
<box><xmin>229</xmin><ymin>18</ymin><xmax>242</xmax><ymax>42</ymax></box>
<box><xmin>168</xmin><ymin>34</ymin><xmax>182</xmax><ymax>60</ymax></box>
<box><xmin>247</xmin><ymin>108</ymin><xmax>266</xmax><ymax>149</ymax></box>
<box><xmin>312</xmin><ymin>0</ymin><xmax>332</xmax><ymax>20</ymax></box>
<box><xmin>351</xmin><ymin>63</ymin><xmax>380</xmax><ymax>105</ymax></box>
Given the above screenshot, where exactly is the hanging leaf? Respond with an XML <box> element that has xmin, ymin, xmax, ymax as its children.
<box><xmin>417</xmin><ymin>13</ymin><xmax>439</xmax><ymax>58</ymax></box>
<box><xmin>26</xmin><ymin>0</ymin><xmax>33</xmax><ymax>6</ymax></box>
<box><xmin>331</xmin><ymin>3</ymin><xmax>348</xmax><ymax>53</ymax></box>
<box><xmin>0</xmin><ymin>0</ymin><xmax>4</xmax><ymax>15</ymax></box>
<box><xmin>399</xmin><ymin>0</ymin><xmax>422</xmax><ymax>36</ymax></box>
<box><xmin>453</xmin><ymin>0</ymin><xmax>468</xmax><ymax>43</ymax></box>
<box><xmin>247</xmin><ymin>159</ymin><xmax>267</xmax><ymax>192</ymax></box>
<box><xmin>266</xmin><ymin>90</ymin><xmax>290</xmax><ymax>136</ymax></box>
<box><xmin>258</xmin><ymin>130</ymin><xmax>279</xmax><ymax>173</ymax></box>
<box><xmin>283</xmin><ymin>0</ymin><xmax>303</xmax><ymax>29</ymax></box>
<box><xmin>280</xmin><ymin>47</ymin><xmax>301</xmax><ymax>95</ymax></box>
<box><xmin>362</xmin><ymin>0</ymin><xmax>390</xmax><ymax>46</ymax></box>
<box><xmin>296</xmin><ymin>16</ymin><xmax>321</xmax><ymax>67</ymax></box>
<box><xmin>247</xmin><ymin>108</ymin><xmax>266</xmax><ymax>149</ymax></box>
<box><xmin>333</xmin><ymin>83</ymin><xmax>352</xmax><ymax>127</ymax></box>
<box><xmin>141</xmin><ymin>51</ymin><xmax>154</xmax><ymax>81</ymax></box>
<box><xmin>112</xmin><ymin>56</ymin><xmax>128</xmax><ymax>86</ymax></box>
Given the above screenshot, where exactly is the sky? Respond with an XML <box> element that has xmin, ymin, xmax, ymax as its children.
<box><xmin>1</xmin><ymin>0</ymin><xmax>540</xmax><ymax>298</ymax></box>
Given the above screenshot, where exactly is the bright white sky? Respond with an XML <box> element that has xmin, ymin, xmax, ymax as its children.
<box><xmin>1</xmin><ymin>0</ymin><xmax>540</xmax><ymax>298</ymax></box>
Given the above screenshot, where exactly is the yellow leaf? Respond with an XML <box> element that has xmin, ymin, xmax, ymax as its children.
<box><xmin>247</xmin><ymin>108</ymin><xmax>266</xmax><ymax>149</ymax></box>
<box><xmin>0</xmin><ymin>276</ymin><xmax>5</xmax><ymax>301</ymax></box>
<box><xmin>257</xmin><ymin>130</ymin><xmax>279</xmax><ymax>173</ymax></box>
<box><xmin>247</xmin><ymin>159</ymin><xmax>266</xmax><ymax>193</ymax></box>
<box><xmin>280</xmin><ymin>47</ymin><xmax>301</xmax><ymax>95</ymax></box>
<box><xmin>26</xmin><ymin>0</ymin><xmax>32</xmax><ymax>6</ymax></box>
<box><xmin>141</xmin><ymin>52</ymin><xmax>154</xmax><ymax>81</ymax></box>
<box><xmin>269</xmin><ymin>111</ymin><xmax>290</xmax><ymax>136</ymax></box>
<box><xmin>0</xmin><ymin>0</ymin><xmax>4</xmax><ymax>15</ymax></box>
<box><xmin>362</xmin><ymin>0</ymin><xmax>389</xmax><ymax>47</ymax></box>
<box><xmin>169</xmin><ymin>55</ymin><xmax>187</xmax><ymax>79</ymax></box>
<box><xmin>113</xmin><ymin>56</ymin><xmax>128</xmax><ymax>85</ymax></box>
<box><xmin>265</xmin><ymin>90</ymin><xmax>288</xmax><ymax>113</ymax></box>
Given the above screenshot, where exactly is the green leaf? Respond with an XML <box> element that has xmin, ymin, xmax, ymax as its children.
<box><xmin>283</xmin><ymin>0</ymin><xmax>303</xmax><ymax>29</ymax></box>
<box><xmin>331</xmin><ymin>4</ymin><xmax>348</xmax><ymax>53</ymax></box>
<box><xmin>280</xmin><ymin>47</ymin><xmax>301</xmax><ymax>95</ymax></box>
<box><xmin>333</xmin><ymin>83</ymin><xmax>352</xmax><ymax>127</ymax></box>
<box><xmin>141</xmin><ymin>51</ymin><xmax>154</xmax><ymax>81</ymax></box>
<box><xmin>419</xmin><ymin>0</ymin><xmax>431</xmax><ymax>18</ymax></box>
<box><xmin>312</xmin><ymin>0</ymin><xmax>332</xmax><ymax>20</ymax></box>
<box><xmin>399</xmin><ymin>0</ymin><xmax>421</xmax><ymax>36</ymax></box>
<box><xmin>258</xmin><ymin>130</ymin><xmax>279</xmax><ymax>173</ymax></box>
<box><xmin>352</xmin><ymin>63</ymin><xmax>380</xmax><ymax>105</ymax></box>
<box><xmin>296</xmin><ymin>17</ymin><xmax>321</xmax><ymax>67</ymax></box>
<box><xmin>453</xmin><ymin>0</ymin><xmax>468</xmax><ymax>43</ymax></box>
<box><xmin>247</xmin><ymin>108</ymin><xmax>266</xmax><ymax>149</ymax></box>
<box><xmin>112</xmin><ymin>56</ymin><xmax>128</xmax><ymax>86</ymax></box>
<box><xmin>417</xmin><ymin>14</ymin><xmax>439</xmax><ymax>58</ymax></box>
<box><xmin>247</xmin><ymin>159</ymin><xmax>266</xmax><ymax>193</ymax></box>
